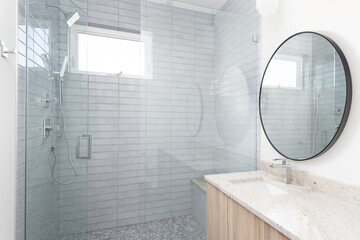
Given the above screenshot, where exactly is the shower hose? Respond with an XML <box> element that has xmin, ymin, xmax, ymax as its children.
<box><xmin>51</xmin><ymin>79</ymin><xmax>78</xmax><ymax>185</ymax></box>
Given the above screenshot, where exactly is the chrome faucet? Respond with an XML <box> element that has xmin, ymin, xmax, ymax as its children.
<box><xmin>269</xmin><ymin>158</ymin><xmax>291</xmax><ymax>183</ymax></box>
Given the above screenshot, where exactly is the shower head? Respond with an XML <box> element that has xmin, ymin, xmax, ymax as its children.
<box><xmin>65</xmin><ymin>11</ymin><xmax>80</xmax><ymax>27</ymax></box>
<box><xmin>59</xmin><ymin>56</ymin><xmax>69</xmax><ymax>78</ymax></box>
<box><xmin>29</xmin><ymin>2</ymin><xmax>80</xmax><ymax>27</ymax></box>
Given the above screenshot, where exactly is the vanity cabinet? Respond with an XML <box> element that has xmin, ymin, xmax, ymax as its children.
<box><xmin>207</xmin><ymin>183</ymin><xmax>289</xmax><ymax>240</ymax></box>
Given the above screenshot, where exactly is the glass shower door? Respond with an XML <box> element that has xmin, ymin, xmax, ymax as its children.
<box><xmin>25</xmin><ymin>0</ymin><xmax>89</xmax><ymax>239</ymax></box>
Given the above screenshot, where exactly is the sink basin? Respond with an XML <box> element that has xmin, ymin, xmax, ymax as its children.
<box><xmin>228</xmin><ymin>177</ymin><xmax>288</xmax><ymax>197</ymax></box>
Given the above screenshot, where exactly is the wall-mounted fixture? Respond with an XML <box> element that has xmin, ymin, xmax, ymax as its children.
<box><xmin>259</xmin><ymin>32</ymin><xmax>352</xmax><ymax>161</ymax></box>
<box><xmin>33</xmin><ymin>93</ymin><xmax>58</xmax><ymax>108</ymax></box>
<box><xmin>256</xmin><ymin>0</ymin><xmax>279</xmax><ymax>16</ymax></box>
<box><xmin>252</xmin><ymin>35</ymin><xmax>259</xmax><ymax>43</ymax></box>
<box><xmin>0</xmin><ymin>40</ymin><xmax>17</xmax><ymax>58</ymax></box>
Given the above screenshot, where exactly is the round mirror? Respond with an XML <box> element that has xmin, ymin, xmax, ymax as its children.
<box><xmin>259</xmin><ymin>32</ymin><xmax>352</xmax><ymax>160</ymax></box>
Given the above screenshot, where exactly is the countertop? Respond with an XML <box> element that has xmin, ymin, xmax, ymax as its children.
<box><xmin>205</xmin><ymin>170</ymin><xmax>360</xmax><ymax>240</ymax></box>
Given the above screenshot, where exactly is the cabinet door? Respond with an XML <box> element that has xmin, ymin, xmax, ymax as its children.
<box><xmin>260</xmin><ymin>221</ymin><xmax>289</xmax><ymax>240</ymax></box>
<box><xmin>206</xmin><ymin>183</ymin><xmax>290</xmax><ymax>240</ymax></box>
<box><xmin>207</xmin><ymin>183</ymin><xmax>228</xmax><ymax>240</ymax></box>
<box><xmin>228</xmin><ymin>198</ymin><xmax>261</xmax><ymax>240</ymax></box>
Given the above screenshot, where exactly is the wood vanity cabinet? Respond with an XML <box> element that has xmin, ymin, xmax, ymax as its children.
<box><xmin>207</xmin><ymin>183</ymin><xmax>289</xmax><ymax>240</ymax></box>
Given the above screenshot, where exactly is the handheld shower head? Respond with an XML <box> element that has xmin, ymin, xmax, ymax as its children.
<box><xmin>60</xmin><ymin>56</ymin><xmax>69</xmax><ymax>78</ymax></box>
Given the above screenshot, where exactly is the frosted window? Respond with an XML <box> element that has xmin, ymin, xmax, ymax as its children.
<box><xmin>264</xmin><ymin>59</ymin><xmax>299</xmax><ymax>88</ymax></box>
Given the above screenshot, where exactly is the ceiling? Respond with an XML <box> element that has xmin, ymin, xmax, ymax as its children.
<box><xmin>174</xmin><ymin>0</ymin><xmax>228</xmax><ymax>10</ymax></box>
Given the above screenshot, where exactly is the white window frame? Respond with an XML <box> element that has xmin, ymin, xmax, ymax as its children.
<box><xmin>69</xmin><ymin>24</ymin><xmax>153</xmax><ymax>79</ymax></box>
<box><xmin>264</xmin><ymin>54</ymin><xmax>303</xmax><ymax>90</ymax></box>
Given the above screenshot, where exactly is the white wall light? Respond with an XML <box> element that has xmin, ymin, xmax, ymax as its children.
<box><xmin>256</xmin><ymin>0</ymin><xmax>279</xmax><ymax>16</ymax></box>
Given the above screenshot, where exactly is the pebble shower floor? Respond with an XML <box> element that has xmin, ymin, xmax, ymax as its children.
<box><xmin>58</xmin><ymin>215</ymin><xmax>206</xmax><ymax>240</ymax></box>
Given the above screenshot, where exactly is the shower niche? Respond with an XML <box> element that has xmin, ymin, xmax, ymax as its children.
<box><xmin>259</xmin><ymin>32</ymin><xmax>352</xmax><ymax>160</ymax></box>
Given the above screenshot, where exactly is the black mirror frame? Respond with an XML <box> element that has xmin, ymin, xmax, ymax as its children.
<box><xmin>259</xmin><ymin>31</ymin><xmax>352</xmax><ymax>161</ymax></box>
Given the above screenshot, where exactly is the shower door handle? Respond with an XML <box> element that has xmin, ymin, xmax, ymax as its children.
<box><xmin>0</xmin><ymin>40</ymin><xmax>17</xmax><ymax>58</ymax></box>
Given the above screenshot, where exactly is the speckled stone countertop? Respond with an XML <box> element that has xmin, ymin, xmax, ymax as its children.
<box><xmin>205</xmin><ymin>170</ymin><xmax>360</xmax><ymax>240</ymax></box>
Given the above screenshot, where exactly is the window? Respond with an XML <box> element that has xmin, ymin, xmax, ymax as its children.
<box><xmin>24</xmin><ymin>25</ymin><xmax>50</xmax><ymax>69</ymax></box>
<box><xmin>70</xmin><ymin>25</ymin><xmax>153</xmax><ymax>78</ymax></box>
<box><xmin>264</xmin><ymin>55</ymin><xmax>303</xmax><ymax>89</ymax></box>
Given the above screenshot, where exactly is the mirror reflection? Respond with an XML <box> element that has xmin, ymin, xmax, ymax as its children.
<box><xmin>260</xmin><ymin>32</ymin><xmax>351</xmax><ymax>160</ymax></box>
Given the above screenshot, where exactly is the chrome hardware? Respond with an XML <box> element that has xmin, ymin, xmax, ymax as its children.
<box><xmin>33</xmin><ymin>93</ymin><xmax>57</xmax><ymax>107</ymax></box>
<box><xmin>269</xmin><ymin>158</ymin><xmax>291</xmax><ymax>183</ymax></box>
<box><xmin>51</xmin><ymin>72</ymin><xmax>61</xmax><ymax>81</ymax></box>
<box><xmin>1</xmin><ymin>40</ymin><xmax>17</xmax><ymax>58</ymax></box>
<box><xmin>42</xmin><ymin>93</ymin><xmax>51</xmax><ymax>108</ymax></box>
<box><xmin>43</xmin><ymin>93</ymin><xmax>51</xmax><ymax>108</ymax></box>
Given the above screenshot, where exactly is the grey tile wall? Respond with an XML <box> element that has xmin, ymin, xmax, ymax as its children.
<box><xmin>17</xmin><ymin>0</ymin><xmax>89</xmax><ymax>239</ymax></box>
<box><xmin>23</xmin><ymin>0</ymin><xmax>63</xmax><ymax>239</ymax></box>
<box><xmin>57</xmin><ymin>72</ymin><xmax>88</xmax><ymax>235</ymax></box>
<box><xmin>191</xmin><ymin>182</ymin><xmax>206</xmax><ymax>231</ymax></box>
<box><xmin>17</xmin><ymin>0</ymin><xmax>259</xmax><ymax>237</ymax></box>
<box><xmin>57</xmin><ymin>0</ymin><xmax>218</xmax><ymax>234</ymax></box>
<box><xmin>213</xmin><ymin>1</ymin><xmax>259</xmax><ymax>173</ymax></box>
<box><xmin>17</xmin><ymin>3</ymin><xmax>26</xmax><ymax>240</ymax></box>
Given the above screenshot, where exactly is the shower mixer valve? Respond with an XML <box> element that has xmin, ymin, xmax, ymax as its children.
<box><xmin>33</xmin><ymin>93</ymin><xmax>58</xmax><ymax>107</ymax></box>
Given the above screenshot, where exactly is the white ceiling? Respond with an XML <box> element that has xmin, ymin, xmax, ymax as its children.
<box><xmin>175</xmin><ymin>0</ymin><xmax>228</xmax><ymax>10</ymax></box>
<box><xmin>148</xmin><ymin>0</ymin><xmax>228</xmax><ymax>13</ymax></box>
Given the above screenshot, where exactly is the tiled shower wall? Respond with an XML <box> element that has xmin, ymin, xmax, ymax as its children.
<box><xmin>18</xmin><ymin>0</ymin><xmax>259</xmax><ymax>237</ymax></box>
<box><xmin>141</xmin><ymin>0</ymin><xmax>216</xmax><ymax>221</ymax></box>
<box><xmin>57</xmin><ymin>0</ymin><xmax>217</xmax><ymax>234</ymax></box>
<box><xmin>213</xmin><ymin>0</ymin><xmax>259</xmax><ymax>173</ymax></box>
<box><xmin>17</xmin><ymin>2</ymin><xmax>26</xmax><ymax>240</ymax></box>
<box><xmin>17</xmin><ymin>0</ymin><xmax>63</xmax><ymax>239</ymax></box>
